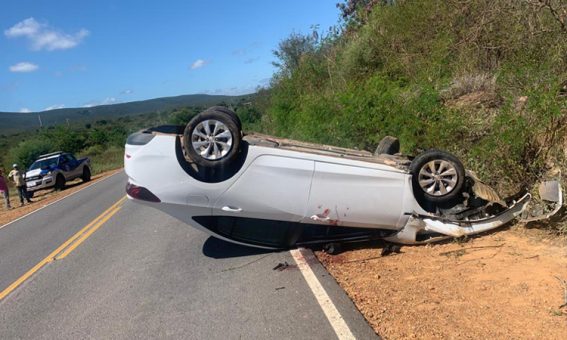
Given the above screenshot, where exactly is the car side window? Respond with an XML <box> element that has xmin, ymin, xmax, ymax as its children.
<box><xmin>61</xmin><ymin>154</ymin><xmax>73</xmax><ymax>164</ymax></box>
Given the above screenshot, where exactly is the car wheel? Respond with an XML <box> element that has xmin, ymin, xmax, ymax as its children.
<box><xmin>204</xmin><ymin>106</ymin><xmax>242</xmax><ymax>132</ymax></box>
<box><xmin>409</xmin><ymin>149</ymin><xmax>465</xmax><ymax>205</ymax></box>
<box><xmin>82</xmin><ymin>167</ymin><xmax>91</xmax><ymax>182</ymax></box>
<box><xmin>183</xmin><ymin>108</ymin><xmax>242</xmax><ymax>168</ymax></box>
<box><xmin>374</xmin><ymin>136</ymin><xmax>400</xmax><ymax>155</ymax></box>
<box><xmin>55</xmin><ymin>174</ymin><xmax>66</xmax><ymax>190</ymax></box>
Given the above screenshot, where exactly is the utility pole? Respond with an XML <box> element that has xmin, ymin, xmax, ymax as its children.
<box><xmin>38</xmin><ymin>114</ymin><xmax>43</xmax><ymax>128</ymax></box>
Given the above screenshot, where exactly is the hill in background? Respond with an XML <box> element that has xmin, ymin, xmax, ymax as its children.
<box><xmin>0</xmin><ymin>94</ymin><xmax>248</xmax><ymax>135</ymax></box>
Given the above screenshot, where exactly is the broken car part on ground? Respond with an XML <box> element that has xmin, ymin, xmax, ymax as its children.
<box><xmin>124</xmin><ymin>107</ymin><xmax>563</xmax><ymax>249</ymax></box>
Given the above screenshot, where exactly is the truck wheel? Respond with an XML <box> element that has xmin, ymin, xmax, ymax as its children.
<box><xmin>55</xmin><ymin>174</ymin><xmax>66</xmax><ymax>190</ymax></box>
<box><xmin>82</xmin><ymin>167</ymin><xmax>91</xmax><ymax>182</ymax></box>
<box><xmin>409</xmin><ymin>149</ymin><xmax>465</xmax><ymax>205</ymax></box>
<box><xmin>183</xmin><ymin>108</ymin><xmax>242</xmax><ymax>168</ymax></box>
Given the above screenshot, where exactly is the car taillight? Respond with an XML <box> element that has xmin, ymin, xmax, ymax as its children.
<box><xmin>126</xmin><ymin>183</ymin><xmax>161</xmax><ymax>202</ymax></box>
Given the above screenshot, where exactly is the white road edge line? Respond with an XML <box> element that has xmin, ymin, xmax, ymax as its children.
<box><xmin>290</xmin><ymin>248</ymin><xmax>356</xmax><ymax>340</ymax></box>
<box><xmin>0</xmin><ymin>170</ymin><xmax>123</xmax><ymax>232</ymax></box>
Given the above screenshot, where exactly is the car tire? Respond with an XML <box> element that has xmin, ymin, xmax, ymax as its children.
<box><xmin>183</xmin><ymin>108</ymin><xmax>242</xmax><ymax>168</ymax></box>
<box><xmin>55</xmin><ymin>174</ymin><xmax>66</xmax><ymax>190</ymax></box>
<box><xmin>374</xmin><ymin>136</ymin><xmax>400</xmax><ymax>155</ymax></box>
<box><xmin>409</xmin><ymin>149</ymin><xmax>465</xmax><ymax>205</ymax></box>
<box><xmin>82</xmin><ymin>167</ymin><xmax>91</xmax><ymax>182</ymax></box>
<box><xmin>204</xmin><ymin>106</ymin><xmax>242</xmax><ymax>132</ymax></box>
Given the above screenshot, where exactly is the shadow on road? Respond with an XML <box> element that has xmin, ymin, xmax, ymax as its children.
<box><xmin>202</xmin><ymin>236</ymin><xmax>274</xmax><ymax>259</ymax></box>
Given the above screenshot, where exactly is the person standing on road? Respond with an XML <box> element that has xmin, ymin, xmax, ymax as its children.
<box><xmin>8</xmin><ymin>164</ymin><xmax>32</xmax><ymax>206</ymax></box>
<box><xmin>0</xmin><ymin>169</ymin><xmax>11</xmax><ymax>210</ymax></box>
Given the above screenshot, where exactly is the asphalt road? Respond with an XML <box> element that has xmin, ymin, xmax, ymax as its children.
<box><xmin>0</xmin><ymin>172</ymin><xmax>377</xmax><ymax>339</ymax></box>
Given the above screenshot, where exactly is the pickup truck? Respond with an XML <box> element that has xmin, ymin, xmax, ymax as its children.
<box><xmin>25</xmin><ymin>151</ymin><xmax>92</xmax><ymax>195</ymax></box>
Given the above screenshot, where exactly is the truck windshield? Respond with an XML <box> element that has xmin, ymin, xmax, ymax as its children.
<box><xmin>29</xmin><ymin>157</ymin><xmax>58</xmax><ymax>170</ymax></box>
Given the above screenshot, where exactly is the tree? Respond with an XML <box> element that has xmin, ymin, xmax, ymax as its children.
<box><xmin>336</xmin><ymin>0</ymin><xmax>392</xmax><ymax>25</ymax></box>
<box><xmin>88</xmin><ymin>128</ymin><xmax>109</xmax><ymax>146</ymax></box>
<box><xmin>40</xmin><ymin>126</ymin><xmax>86</xmax><ymax>154</ymax></box>
<box><xmin>169</xmin><ymin>107</ymin><xmax>199</xmax><ymax>125</ymax></box>
<box><xmin>6</xmin><ymin>139</ymin><xmax>53</xmax><ymax>169</ymax></box>
<box><xmin>272</xmin><ymin>32</ymin><xmax>316</xmax><ymax>77</ymax></box>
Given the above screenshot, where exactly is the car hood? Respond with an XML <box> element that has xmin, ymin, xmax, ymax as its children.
<box><xmin>26</xmin><ymin>169</ymin><xmax>42</xmax><ymax>178</ymax></box>
<box><xmin>26</xmin><ymin>167</ymin><xmax>53</xmax><ymax>178</ymax></box>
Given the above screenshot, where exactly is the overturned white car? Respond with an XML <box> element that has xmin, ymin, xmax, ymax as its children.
<box><xmin>124</xmin><ymin>107</ymin><xmax>561</xmax><ymax>249</ymax></box>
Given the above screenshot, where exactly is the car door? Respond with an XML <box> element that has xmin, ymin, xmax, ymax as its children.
<box><xmin>65</xmin><ymin>154</ymin><xmax>81</xmax><ymax>178</ymax></box>
<box><xmin>303</xmin><ymin>161</ymin><xmax>407</xmax><ymax>229</ymax></box>
<box><xmin>208</xmin><ymin>155</ymin><xmax>314</xmax><ymax>247</ymax></box>
<box><xmin>59</xmin><ymin>154</ymin><xmax>75</xmax><ymax>179</ymax></box>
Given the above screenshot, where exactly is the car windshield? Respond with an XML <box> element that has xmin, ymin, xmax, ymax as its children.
<box><xmin>29</xmin><ymin>157</ymin><xmax>59</xmax><ymax>170</ymax></box>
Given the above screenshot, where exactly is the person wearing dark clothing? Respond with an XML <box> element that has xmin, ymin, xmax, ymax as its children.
<box><xmin>0</xmin><ymin>169</ymin><xmax>11</xmax><ymax>210</ymax></box>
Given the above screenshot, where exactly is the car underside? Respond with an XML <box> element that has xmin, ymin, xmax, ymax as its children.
<box><xmin>124</xmin><ymin>107</ymin><xmax>562</xmax><ymax>249</ymax></box>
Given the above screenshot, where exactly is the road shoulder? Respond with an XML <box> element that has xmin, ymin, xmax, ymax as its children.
<box><xmin>0</xmin><ymin>168</ymin><xmax>122</xmax><ymax>228</ymax></box>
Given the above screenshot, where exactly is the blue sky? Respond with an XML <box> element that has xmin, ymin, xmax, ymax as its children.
<box><xmin>0</xmin><ymin>0</ymin><xmax>340</xmax><ymax>112</ymax></box>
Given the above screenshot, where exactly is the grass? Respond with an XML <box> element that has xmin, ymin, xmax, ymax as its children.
<box><xmin>86</xmin><ymin>146</ymin><xmax>124</xmax><ymax>175</ymax></box>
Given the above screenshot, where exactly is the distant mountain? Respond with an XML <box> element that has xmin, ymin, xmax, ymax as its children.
<box><xmin>0</xmin><ymin>94</ymin><xmax>249</xmax><ymax>135</ymax></box>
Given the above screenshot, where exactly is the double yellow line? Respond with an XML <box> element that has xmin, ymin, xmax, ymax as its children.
<box><xmin>0</xmin><ymin>196</ymin><xmax>127</xmax><ymax>301</ymax></box>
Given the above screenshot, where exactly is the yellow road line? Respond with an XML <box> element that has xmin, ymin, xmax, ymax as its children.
<box><xmin>0</xmin><ymin>196</ymin><xmax>127</xmax><ymax>301</ymax></box>
<box><xmin>55</xmin><ymin>205</ymin><xmax>122</xmax><ymax>260</ymax></box>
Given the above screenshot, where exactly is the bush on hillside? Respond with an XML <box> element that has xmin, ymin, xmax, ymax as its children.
<box><xmin>4</xmin><ymin>138</ymin><xmax>54</xmax><ymax>170</ymax></box>
<box><xmin>266</xmin><ymin>0</ymin><xmax>567</xmax><ymax>194</ymax></box>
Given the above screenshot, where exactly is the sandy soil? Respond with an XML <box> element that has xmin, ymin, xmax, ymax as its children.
<box><xmin>317</xmin><ymin>227</ymin><xmax>567</xmax><ymax>339</ymax></box>
<box><xmin>0</xmin><ymin>169</ymin><xmax>122</xmax><ymax>227</ymax></box>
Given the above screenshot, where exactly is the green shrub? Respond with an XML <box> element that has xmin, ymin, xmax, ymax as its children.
<box><xmin>88</xmin><ymin>146</ymin><xmax>124</xmax><ymax>175</ymax></box>
<box><xmin>263</xmin><ymin>0</ymin><xmax>567</xmax><ymax>197</ymax></box>
<box><xmin>5</xmin><ymin>138</ymin><xmax>54</xmax><ymax>170</ymax></box>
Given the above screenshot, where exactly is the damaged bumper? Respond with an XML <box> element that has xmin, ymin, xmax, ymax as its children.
<box><xmin>386</xmin><ymin>193</ymin><xmax>532</xmax><ymax>244</ymax></box>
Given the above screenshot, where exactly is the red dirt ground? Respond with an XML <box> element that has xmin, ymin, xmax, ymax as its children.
<box><xmin>317</xmin><ymin>226</ymin><xmax>567</xmax><ymax>339</ymax></box>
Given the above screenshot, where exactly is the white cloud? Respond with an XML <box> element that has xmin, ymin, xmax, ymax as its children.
<box><xmin>19</xmin><ymin>107</ymin><xmax>32</xmax><ymax>113</ymax></box>
<box><xmin>120</xmin><ymin>89</ymin><xmax>133</xmax><ymax>95</ymax></box>
<box><xmin>190</xmin><ymin>59</ymin><xmax>208</xmax><ymax>70</ymax></box>
<box><xmin>43</xmin><ymin>104</ymin><xmax>65</xmax><ymax>111</ymax></box>
<box><xmin>4</xmin><ymin>17</ymin><xmax>89</xmax><ymax>51</ymax></box>
<box><xmin>83</xmin><ymin>97</ymin><xmax>120</xmax><ymax>108</ymax></box>
<box><xmin>9</xmin><ymin>62</ymin><xmax>39</xmax><ymax>72</ymax></box>
<box><xmin>4</xmin><ymin>18</ymin><xmax>41</xmax><ymax>37</ymax></box>
<box><xmin>102</xmin><ymin>97</ymin><xmax>118</xmax><ymax>105</ymax></box>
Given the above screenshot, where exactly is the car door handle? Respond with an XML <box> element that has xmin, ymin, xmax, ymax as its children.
<box><xmin>221</xmin><ymin>206</ymin><xmax>242</xmax><ymax>213</ymax></box>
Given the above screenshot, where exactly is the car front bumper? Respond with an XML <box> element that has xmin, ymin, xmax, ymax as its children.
<box><xmin>386</xmin><ymin>193</ymin><xmax>532</xmax><ymax>244</ymax></box>
<box><xmin>26</xmin><ymin>176</ymin><xmax>55</xmax><ymax>191</ymax></box>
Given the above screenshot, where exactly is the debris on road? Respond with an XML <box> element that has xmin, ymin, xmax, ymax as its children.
<box><xmin>273</xmin><ymin>262</ymin><xmax>290</xmax><ymax>271</ymax></box>
<box><xmin>380</xmin><ymin>243</ymin><xmax>402</xmax><ymax>257</ymax></box>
